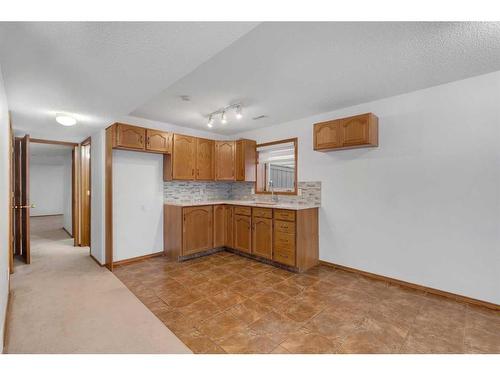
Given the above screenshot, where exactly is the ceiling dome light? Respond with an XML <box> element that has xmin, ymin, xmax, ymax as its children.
<box><xmin>235</xmin><ymin>106</ymin><xmax>243</xmax><ymax>119</ymax></box>
<box><xmin>207</xmin><ymin>115</ymin><xmax>214</xmax><ymax>128</ymax></box>
<box><xmin>221</xmin><ymin>111</ymin><xmax>227</xmax><ymax>124</ymax></box>
<box><xmin>56</xmin><ymin>114</ymin><xmax>77</xmax><ymax>127</ymax></box>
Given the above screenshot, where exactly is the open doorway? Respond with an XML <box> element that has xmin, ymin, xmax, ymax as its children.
<box><xmin>29</xmin><ymin>142</ymin><xmax>74</xmax><ymax>244</ymax></box>
<box><xmin>11</xmin><ymin>136</ymin><xmax>91</xmax><ymax>269</ymax></box>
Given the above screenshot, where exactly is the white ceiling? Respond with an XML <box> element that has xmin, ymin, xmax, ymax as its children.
<box><xmin>2</xmin><ymin>22</ymin><xmax>500</xmax><ymax>140</ymax></box>
<box><xmin>0</xmin><ymin>22</ymin><xmax>258</xmax><ymax>142</ymax></box>
<box><xmin>132</xmin><ymin>22</ymin><xmax>500</xmax><ymax>135</ymax></box>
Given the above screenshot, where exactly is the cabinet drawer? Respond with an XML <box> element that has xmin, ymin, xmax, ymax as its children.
<box><xmin>274</xmin><ymin>247</ymin><xmax>295</xmax><ymax>267</ymax></box>
<box><xmin>274</xmin><ymin>232</ymin><xmax>295</xmax><ymax>251</ymax></box>
<box><xmin>274</xmin><ymin>209</ymin><xmax>296</xmax><ymax>222</ymax></box>
<box><xmin>234</xmin><ymin>206</ymin><xmax>251</xmax><ymax>216</ymax></box>
<box><xmin>274</xmin><ymin>220</ymin><xmax>295</xmax><ymax>234</ymax></box>
<box><xmin>252</xmin><ymin>207</ymin><xmax>273</xmax><ymax>219</ymax></box>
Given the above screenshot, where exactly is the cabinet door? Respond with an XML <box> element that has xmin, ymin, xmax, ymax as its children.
<box><xmin>313</xmin><ymin>121</ymin><xmax>343</xmax><ymax>150</ymax></box>
<box><xmin>235</xmin><ymin>140</ymin><xmax>245</xmax><ymax>181</ymax></box>
<box><xmin>182</xmin><ymin>206</ymin><xmax>213</xmax><ymax>255</ymax></box>
<box><xmin>196</xmin><ymin>138</ymin><xmax>215</xmax><ymax>180</ymax></box>
<box><xmin>215</xmin><ymin>141</ymin><xmax>235</xmax><ymax>180</ymax></box>
<box><xmin>225</xmin><ymin>206</ymin><xmax>234</xmax><ymax>248</ymax></box>
<box><xmin>116</xmin><ymin>124</ymin><xmax>146</xmax><ymax>150</ymax></box>
<box><xmin>252</xmin><ymin>217</ymin><xmax>273</xmax><ymax>259</ymax></box>
<box><xmin>213</xmin><ymin>205</ymin><xmax>225</xmax><ymax>248</ymax></box>
<box><xmin>234</xmin><ymin>214</ymin><xmax>251</xmax><ymax>253</ymax></box>
<box><xmin>342</xmin><ymin>114</ymin><xmax>370</xmax><ymax>147</ymax></box>
<box><xmin>235</xmin><ymin>139</ymin><xmax>256</xmax><ymax>182</ymax></box>
<box><xmin>146</xmin><ymin>129</ymin><xmax>172</xmax><ymax>153</ymax></box>
<box><xmin>173</xmin><ymin>134</ymin><xmax>196</xmax><ymax>180</ymax></box>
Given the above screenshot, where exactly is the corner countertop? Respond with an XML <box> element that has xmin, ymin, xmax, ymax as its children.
<box><xmin>164</xmin><ymin>200</ymin><xmax>320</xmax><ymax>210</ymax></box>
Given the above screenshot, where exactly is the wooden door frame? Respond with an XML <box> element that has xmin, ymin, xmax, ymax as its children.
<box><xmin>80</xmin><ymin>137</ymin><xmax>91</xmax><ymax>248</ymax></box>
<box><xmin>105</xmin><ymin>126</ymin><xmax>113</xmax><ymax>270</ymax></box>
<box><xmin>8</xmin><ymin>114</ymin><xmax>13</xmax><ymax>273</ymax></box>
<box><xmin>28</xmin><ymin>138</ymin><xmax>79</xmax><ymax>245</ymax></box>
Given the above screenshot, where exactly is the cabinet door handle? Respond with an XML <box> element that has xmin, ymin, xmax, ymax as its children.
<box><xmin>192</xmin><ymin>168</ymin><xmax>195</xmax><ymax>176</ymax></box>
<box><xmin>140</xmin><ymin>136</ymin><xmax>143</xmax><ymax>144</ymax></box>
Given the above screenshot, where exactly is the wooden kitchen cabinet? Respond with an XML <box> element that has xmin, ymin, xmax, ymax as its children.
<box><xmin>164</xmin><ymin>203</ymin><xmax>318</xmax><ymax>272</ymax></box>
<box><xmin>213</xmin><ymin>204</ymin><xmax>225</xmax><ymax>248</ymax></box>
<box><xmin>225</xmin><ymin>205</ymin><xmax>234</xmax><ymax>248</ymax></box>
<box><xmin>115</xmin><ymin>124</ymin><xmax>146</xmax><ymax>150</ymax></box>
<box><xmin>182</xmin><ymin>206</ymin><xmax>213</xmax><ymax>256</ymax></box>
<box><xmin>234</xmin><ymin>214</ymin><xmax>252</xmax><ymax>253</ymax></box>
<box><xmin>252</xmin><ymin>209</ymin><xmax>273</xmax><ymax>259</ymax></box>
<box><xmin>172</xmin><ymin>134</ymin><xmax>196</xmax><ymax>180</ymax></box>
<box><xmin>146</xmin><ymin>129</ymin><xmax>172</xmax><ymax>153</ymax></box>
<box><xmin>215</xmin><ymin>141</ymin><xmax>236</xmax><ymax>180</ymax></box>
<box><xmin>196</xmin><ymin>138</ymin><xmax>215</xmax><ymax>180</ymax></box>
<box><xmin>236</xmin><ymin>139</ymin><xmax>256</xmax><ymax>182</ymax></box>
<box><xmin>313</xmin><ymin>113</ymin><xmax>378</xmax><ymax>151</ymax></box>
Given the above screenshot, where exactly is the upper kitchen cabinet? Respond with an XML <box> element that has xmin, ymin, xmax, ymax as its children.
<box><xmin>215</xmin><ymin>141</ymin><xmax>236</xmax><ymax>180</ymax></box>
<box><xmin>313</xmin><ymin>113</ymin><xmax>378</xmax><ymax>151</ymax></box>
<box><xmin>196</xmin><ymin>138</ymin><xmax>215</xmax><ymax>180</ymax></box>
<box><xmin>172</xmin><ymin>134</ymin><xmax>196</xmax><ymax>180</ymax></box>
<box><xmin>236</xmin><ymin>139</ymin><xmax>257</xmax><ymax>182</ymax></box>
<box><xmin>114</xmin><ymin>123</ymin><xmax>146</xmax><ymax>150</ymax></box>
<box><xmin>146</xmin><ymin>129</ymin><xmax>172</xmax><ymax>153</ymax></box>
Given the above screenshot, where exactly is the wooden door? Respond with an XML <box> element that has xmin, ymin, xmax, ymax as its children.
<box><xmin>235</xmin><ymin>140</ymin><xmax>245</xmax><ymax>181</ymax></box>
<box><xmin>146</xmin><ymin>129</ymin><xmax>172</xmax><ymax>153</ymax></box>
<box><xmin>81</xmin><ymin>141</ymin><xmax>91</xmax><ymax>246</ymax></box>
<box><xmin>225</xmin><ymin>205</ymin><xmax>234</xmax><ymax>248</ymax></box>
<box><xmin>234</xmin><ymin>214</ymin><xmax>251</xmax><ymax>253</ymax></box>
<box><xmin>215</xmin><ymin>141</ymin><xmax>235</xmax><ymax>181</ymax></box>
<box><xmin>116</xmin><ymin>124</ymin><xmax>146</xmax><ymax>150</ymax></box>
<box><xmin>342</xmin><ymin>115</ymin><xmax>370</xmax><ymax>147</ymax></box>
<box><xmin>252</xmin><ymin>217</ymin><xmax>273</xmax><ymax>259</ymax></box>
<box><xmin>196</xmin><ymin>138</ymin><xmax>214</xmax><ymax>180</ymax></box>
<box><xmin>182</xmin><ymin>206</ymin><xmax>213</xmax><ymax>255</ymax></box>
<box><xmin>13</xmin><ymin>135</ymin><xmax>31</xmax><ymax>264</ymax></box>
<box><xmin>313</xmin><ymin>121</ymin><xmax>343</xmax><ymax>150</ymax></box>
<box><xmin>173</xmin><ymin>134</ymin><xmax>196</xmax><ymax>180</ymax></box>
<box><xmin>213</xmin><ymin>205</ymin><xmax>225</xmax><ymax>248</ymax></box>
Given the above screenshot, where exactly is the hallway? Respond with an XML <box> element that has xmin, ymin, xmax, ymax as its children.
<box><xmin>5</xmin><ymin>216</ymin><xmax>191</xmax><ymax>353</ymax></box>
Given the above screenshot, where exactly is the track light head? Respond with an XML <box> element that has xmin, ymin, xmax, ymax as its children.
<box><xmin>221</xmin><ymin>111</ymin><xmax>227</xmax><ymax>124</ymax></box>
<box><xmin>235</xmin><ymin>106</ymin><xmax>243</xmax><ymax>119</ymax></box>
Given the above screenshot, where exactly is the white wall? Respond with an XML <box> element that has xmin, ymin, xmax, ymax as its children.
<box><xmin>235</xmin><ymin>71</ymin><xmax>500</xmax><ymax>305</ymax></box>
<box><xmin>90</xmin><ymin>130</ymin><xmax>105</xmax><ymax>264</ymax></box>
<box><xmin>112</xmin><ymin>150</ymin><xmax>164</xmax><ymax>261</ymax></box>
<box><xmin>30</xmin><ymin>153</ymin><xmax>72</xmax><ymax>234</ymax></box>
<box><xmin>0</xmin><ymin>66</ymin><xmax>10</xmax><ymax>351</ymax></box>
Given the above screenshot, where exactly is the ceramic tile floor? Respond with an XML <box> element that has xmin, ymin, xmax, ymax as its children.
<box><xmin>113</xmin><ymin>251</ymin><xmax>500</xmax><ymax>354</ymax></box>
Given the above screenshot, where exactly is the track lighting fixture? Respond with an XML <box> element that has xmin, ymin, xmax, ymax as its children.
<box><xmin>206</xmin><ymin>103</ymin><xmax>243</xmax><ymax>127</ymax></box>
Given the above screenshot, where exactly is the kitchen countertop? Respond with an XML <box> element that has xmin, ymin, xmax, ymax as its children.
<box><xmin>164</xmin><ymin>200</ymin><xmax>320</xmax><ymax>210</ymax></box>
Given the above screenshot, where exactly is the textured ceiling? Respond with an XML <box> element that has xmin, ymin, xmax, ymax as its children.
<box><xmin>0</xmin><ymin>22</ymin><xmax>258</xmax><ymax>141</ymax></box>
<box><xmin>2</xmin><ymin>22</ymin><xmax>500</xmax><ymax>140</ymax></box>
<box><xmin>132</xmin><ymin>22</ymin><xmax>500</xmax><ymax>135</ymax></box>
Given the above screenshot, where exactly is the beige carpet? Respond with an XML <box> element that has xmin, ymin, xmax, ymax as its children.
<box><xmin>5</xmin><ymin>216</ymin><xmax>191</xmax><ymax>354</ymax></box>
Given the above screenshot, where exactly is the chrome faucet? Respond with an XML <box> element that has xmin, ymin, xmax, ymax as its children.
<box><xmin>270</xmin><ymin>180</ymin><xmax>279</xmax><ymax>202</ymax></box>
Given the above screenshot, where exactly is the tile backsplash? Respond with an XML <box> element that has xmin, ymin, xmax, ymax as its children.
<box><xmin>164</xmin><ymin>181</ymin><xmax>321</xmax><ymax>206</ymax></box>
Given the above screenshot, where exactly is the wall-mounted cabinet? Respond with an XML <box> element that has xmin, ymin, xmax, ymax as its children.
<box><xmin>196</xmin><ymin>138</ymin><xmax>215</xmax><ymax>180</ymax></box>
<box><xmin>215</xmin><ymin>141</ymin><xmax>236</xmax><ymax>181</ymax></box>
<box><xmin>171</xmin><ymin>134</ymin><xmax>196</xmax><ymax>180</ymax></box>
<box><xmin>115</xmin><ymin>124</ymin><xmax>146</xmax><ymax>150</ymax></box>
<box><xmin>146</xmin><ymin>129</ymin><xmax>172</xmax><ymax>153</ymax></box>
<box><xmin>236</xmin><ymin>139</ymin><xmax>257</xmax><ymax>182</ymax></box>
<box><xmin>313</xmin><ymin>113</ymin><xmax>378</xmax><ymax>151</ymax></box>
<box><xmin>111</xmin><ymin>123</ymin><xmax>172</xmax><ymax>154</ymax></box>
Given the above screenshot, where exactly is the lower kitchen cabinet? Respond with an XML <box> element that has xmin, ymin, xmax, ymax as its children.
<box><xmin>182</xmin><ymin>206</ymin><xmax>213</xmax><ymax>255</ymax></box>
<box><xmin>234</xmin><ymin>214</ymin><xmax>252</xmax><ymax>253</ymax></box>
<box><xmin>252</xmin><ymin>217</ymin><xmax>273</xmax><ymax>259</ymax></box>
<box><xmin>164</xmin><ymin>204</ymin><xmax>318</xmax><ymax>271</ymax></box>
<box><xmin>213</xmin><ymin>204</ymin><xmax>225</xmax><ymax>248</ymax></box>
<box><xmin>225</xmin><ymin>205</ymin><xmax>234</xmax><ymax>248</ymax></box>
